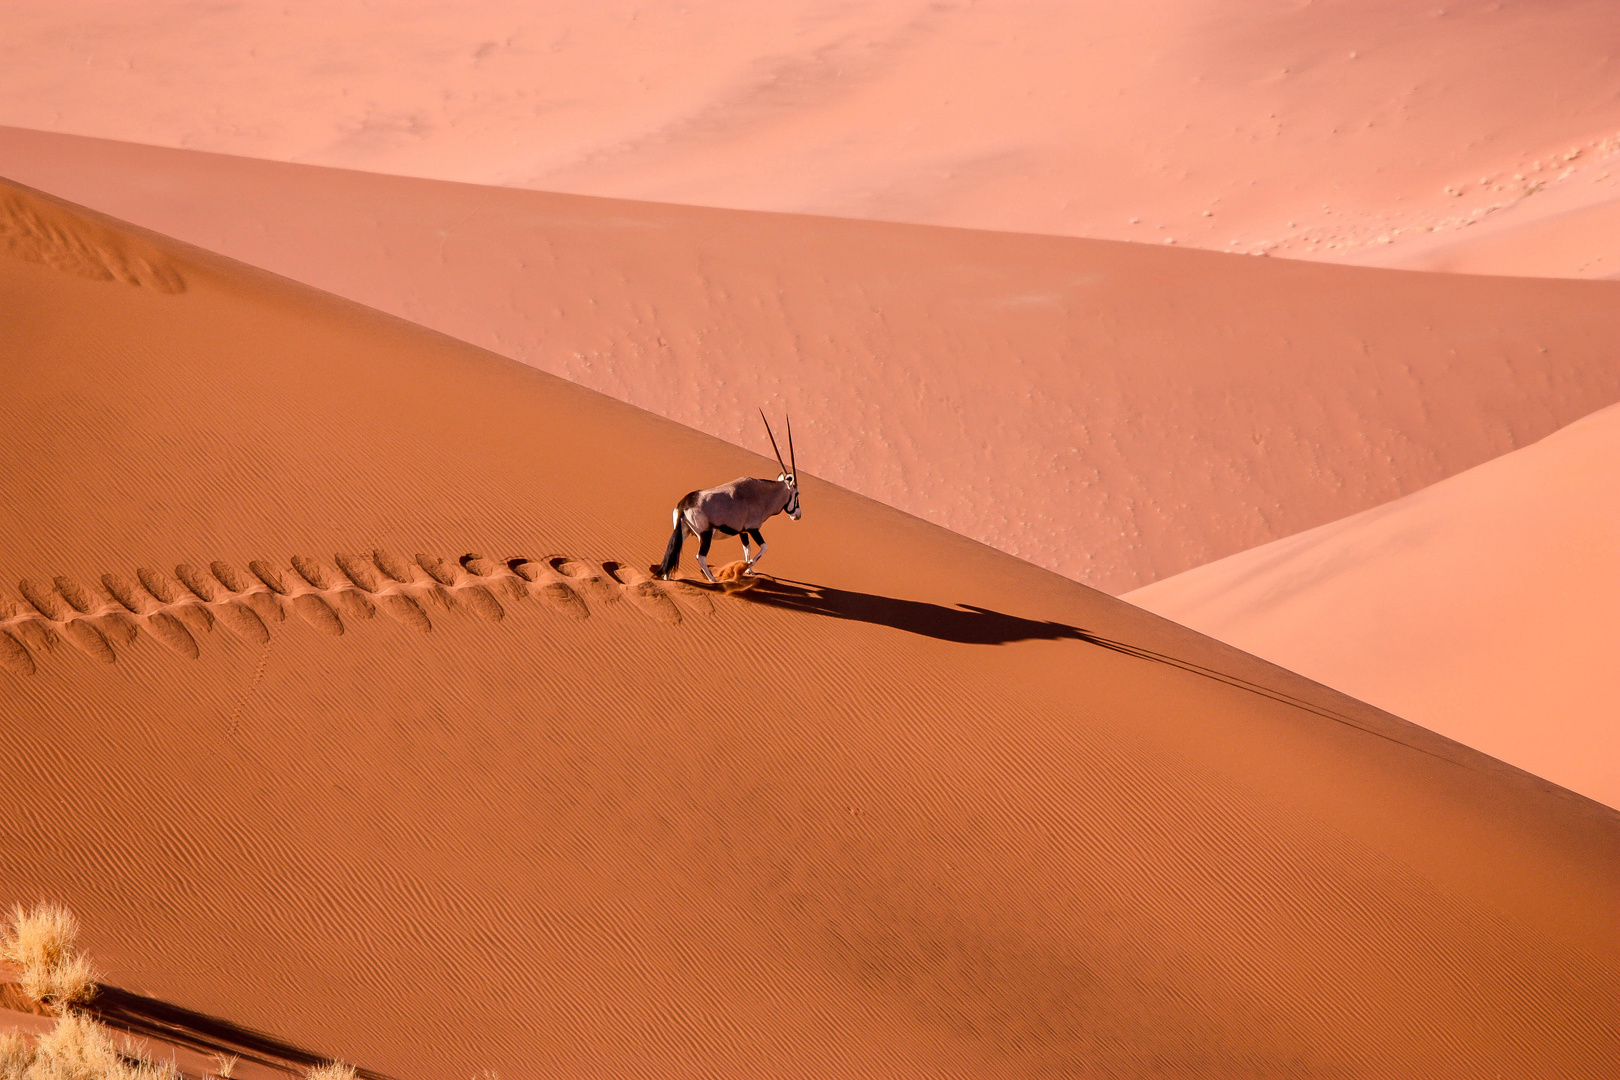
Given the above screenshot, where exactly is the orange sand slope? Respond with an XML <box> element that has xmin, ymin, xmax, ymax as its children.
<box><xmin>6</xmin><ymin>1</ymin><xmax>1620</xmax><ymax>273</ymax></box>
<box><xmin>1127</xmin><ymin>401</ymin><xmax>1620</xmax><ymax>812</ymax></box>
<box><xmin>3</xmin><ymin>181</ymin><xmax>1618</xmax><ymax>1078</ymax></box>
<box><xmin>9</xmin><ymin>129</ymin><xmax>1620</xmax><ymax>594</ymax></box>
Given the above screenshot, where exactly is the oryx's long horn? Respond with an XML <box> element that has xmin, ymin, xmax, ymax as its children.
<box><xmin>786</xmin><ymin>412</ymin><xmax>796</xmax><ymax>477</ymax></box>
<box><xmin>760</xmin><ymin>408</ymin><xmax>788</xmax><ymax>475</ymax></box>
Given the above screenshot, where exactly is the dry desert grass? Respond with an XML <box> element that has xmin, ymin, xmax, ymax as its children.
<box><xmin>5</xmin><ymin>1010</ymin><xmax>174</xmax><ymax>1080</ymax></box>
<box><xmin>300</xmin><ymin>1066</ymin><xmax>354</xmax><ymax>1080</ymax></box>
<box><xmin>0</xmin><ymin>905</ymin><xmax>354</xmax><ymax>1080</ymax></box>
<box><xmin>1</xmin><ymin>906</ymin><xmax>96</xmax><ymax>1012</ymax></box>
<box><xmin>1</xmin><ymin>903</ymin><xmax>176</xmax><ymax>1080</ymax></box>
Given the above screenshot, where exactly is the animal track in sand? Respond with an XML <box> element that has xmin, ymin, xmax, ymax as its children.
<box><xmin>0</xmin><ymin>548</ymin><xmax>716</xmax><ymax>676</ymax></box>
<box><xmin>602</xmin><ymin>562</ymin><xmax>684</xmax><ymax>626</ymax></box>
<box><xmin>0</xmin><ymin>186</ymin><xmax>185</xmax><ymax>294</ymax></box>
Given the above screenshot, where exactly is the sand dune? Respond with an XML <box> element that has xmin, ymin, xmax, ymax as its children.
<box><xmin>9</xmin><ymin>128</ymin><xmax>1620</xmax><ymax>596</ymax></box>
<box><xmin>6</xmin><ymin>1</ymin><xmax>1620</xmax><ymax>274</ymax></box>
<box><xmin>1128</xmin><ymin>400</ymin><xmax>1620</xmax><ymax>811</ymax></box>
<box><xmin>2</xmin><ymin>181</ymin><xmax>1616</xmax><ymax>1076</ymax></box>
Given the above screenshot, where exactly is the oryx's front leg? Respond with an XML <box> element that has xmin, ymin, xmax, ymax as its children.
<box><xmin>695</xmin><ymin>528</ymin><xmax>719</xmax><ymax>584</ymax></box>
<box><xmin>743</xmin><ymin>528</ymin><xmax>768</xmax><ymax>574</ymax></box>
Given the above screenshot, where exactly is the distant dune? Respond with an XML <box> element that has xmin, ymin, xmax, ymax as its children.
<box><xmin>1345</xmin><ymin>188</ymin><xmax>1620</xmax><ymax>280</ymax></box>
<box><xmin>8</xmin><ymin>128</ymin><xmax>1620</xmax><ymax>594</ymax></box>
<box><xmin>1128</xmin><ymin>400</ymin><xmax>1620</xmax><ymax>811</ymax></box>
<box><xmin>3</xmin><ymin>180</ymin><xmax>1616</xmax><ymax>1076</ymax></box>
<box><xmin>5</xmin><ymin>0</ymin><xmax>1620</xmax><ymax>275</ymax></box>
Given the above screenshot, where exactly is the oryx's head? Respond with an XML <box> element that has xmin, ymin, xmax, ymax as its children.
<box><xmin>760</xmin><ymin>409</ymin><xmax>802</xmax><ymax>520</ymax></box>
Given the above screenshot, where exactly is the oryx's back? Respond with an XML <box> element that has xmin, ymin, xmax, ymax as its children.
<box><xmin>703</xmin><ymin>476</ymin><xmax>784</xmax><ymax>510</ymax></box>
<box><xmin>682</xmin><ymin>476</ymin><xmax>789</xmax><ymax>531</ymax></box>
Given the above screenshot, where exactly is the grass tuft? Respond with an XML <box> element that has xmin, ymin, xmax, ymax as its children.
<box><xmin>4</xmin><ymin>1010</ymin><xmax>184</xmax><ymax>1080</ymax></box>
<box><xmin>3</xmin><ymin>905</ymin><xmax>99</xmax><ymax>1008</ymax></box>
<box><xmin>1</xmin><ymin>906</ymin><xmax>78</xmax><ymax>976</ymax></box>
<box><xmin>4</xmin><ymin>906</ymin><xmax>396</xmax><ymax>1079</ymax></box>
<box><xmin>304</xmin><ymin>1065</ymin><xmax>357</xmax><ymax>1080</ymax></box>
<box><xmin>32</xmin><ymin>1008</ymin><xmax>122</xmax><ymax>1075</ymax></box>
<box><xmin>1</xmin><ymin>1030</ymin><xmax>32</xmax><ymax>1079</ymax></box>
<box><xmin>18</xmin><ymin>956</ymin><xmax>97</xmax><ymax>1011</ymax></box>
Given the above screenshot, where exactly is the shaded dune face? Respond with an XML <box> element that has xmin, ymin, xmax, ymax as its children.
<box><xmin>8</xmin><ymin>134</ymin><xmax>1620</xmax><ymax>595</ymax></box>
<box><xmin>1</xmin><ymin>181</ymin><xmax>1617</xmax><ymax>1077</ymax></box>
<box><xmin>5</xmin><ymin>0</ymin><xmax>1620</xmax><ymax>270</ymax></box>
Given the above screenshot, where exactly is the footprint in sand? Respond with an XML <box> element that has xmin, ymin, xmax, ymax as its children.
<box><xmin>138</xmin><ymin>567</ymin><xmax>215</xmax><ymax>636</ymax></box>
<box><xmin>20</xmin><ymin>578</ymin><xmax>116</xmax><ymax>663</ymax></box>
<box><xmin>504</xmin><ymin>557</ymin><xmax>590</xmax><ymax>620</ymax></box>
<box><xmin>0</xmin><ymin>542</ymin><xmax>750</xmax><ymax>676</ymax></box>
<box><xmin>252</xmin><ymin>557</ymin><xmax>343</xmax><ymax>636</ymax></box>
<box><xmin>295</xmin><ymin>555</ymin><xmax>377</xmax><ymax>623</ymax></box>
<box><xmin>364</xmin><ymin>550</ymin><xmax>434</xmax><ymax>632</ymax></box>
<box><xmin>421</xmin><ymin>554</ymin><xmax>504</xmax><ymax>622</ymax></box>
<box><xmin>602</xmin><ymin>562</ymin><xmax>683</xmax><ymax>626</ymax></box>
<box><xmin>547</xmin><ymin>557</ymin><xmax>623</xmax><ymax>606</ymax></box>
<box><xmin>103</xmin><ymin>573</ymin><xmax>201</xmax><ymax>658</ymax></box>
<box><xmin>177</xmin><ymin>564</ymin><xmax>271</xmax><ymax>645</ymax></box>
<box><xmin>0</xmin><ymin>628</ymin><xmax>35</xmax><ymax>676</ymax></box>
<box><xmin>215</xmin><ymin>560</ymin><xmax>284</xmax><ymax>624</ymax></box>
<box><xmin>333</xmin><ymin>552</ymin><xmax>385</xmax><ymax>593</ymax></box>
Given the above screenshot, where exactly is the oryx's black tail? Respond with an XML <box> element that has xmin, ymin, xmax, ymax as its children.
<box><xmin>657</xmin><ymin>510</ymin><xmax>686</xmax><ymax>578</ymax></box>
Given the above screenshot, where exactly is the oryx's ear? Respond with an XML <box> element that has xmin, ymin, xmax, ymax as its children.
<box><xmin>760</xmin><ymin>408</ymin><xmax>789</xmax><ymax>476</ymax></box>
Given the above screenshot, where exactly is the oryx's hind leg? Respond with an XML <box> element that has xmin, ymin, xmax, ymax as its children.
<box><xmin>695</xmin><ymin>528</ymin><xmax>719</xmax><ymax>584</ymax></box>
<box><xmin>743</xmin><ymin>529</ymin><xmax>768</xmax><ymax>573</ymax></box>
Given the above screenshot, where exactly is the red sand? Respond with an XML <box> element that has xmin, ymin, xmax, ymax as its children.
<box><xmin>2</xmin><ymin>181</ymin><xmax>1616</xmax><ymax>1076</ymax></box>
<box><xmin>1128</xmin><ymin>400</ymin><xmax>1620</xmax><ymax>811</ymax></box>
<box><xmin>8</xmin><ymin>126</ymin><xmax>1620</xmax><ymax>595</ymax></box>
<box><xmin>6</xmin><ymin>1</ymin><xmax>1620</xmax><ymax>275</ymax></box>
<box><xmin>7</xmin><ymin>4</ymin><xmax>1620</xmax><ymax>1070</ymax></box>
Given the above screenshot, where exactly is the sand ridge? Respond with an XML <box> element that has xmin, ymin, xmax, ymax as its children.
<box><xmin>1</xmin><ymin>186</ymin><xmax>183</xmax><ymax>293</ymax></box>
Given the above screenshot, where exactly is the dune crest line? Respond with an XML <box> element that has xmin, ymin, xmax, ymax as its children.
<box><xmin>0</xmin><ymin>186</ymin><xmax>185</xmax><ymax>293</ymax></box>
<box><xmin>0</xmin><ymin>549</ymin><xmax>716</xmax><ymax>675</ymax></box>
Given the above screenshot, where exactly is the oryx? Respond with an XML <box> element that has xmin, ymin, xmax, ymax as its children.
<box><xmin>657</xmin><ymin>411</ymin><xmax>801</xmax><ymax>583</ymax></box>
